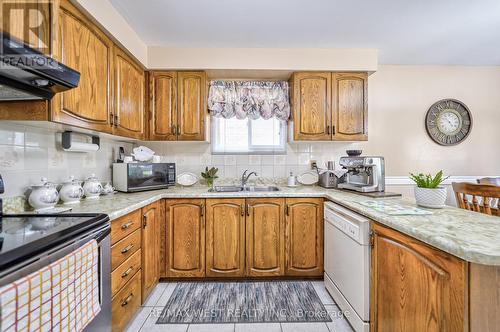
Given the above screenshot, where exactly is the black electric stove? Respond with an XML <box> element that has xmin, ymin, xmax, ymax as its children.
<box><xmin>0</xmin><ymin>213</ymin><xmax>109</xmax><ymax>271</ymax></box>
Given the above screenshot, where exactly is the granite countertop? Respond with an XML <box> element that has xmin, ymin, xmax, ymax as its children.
<box><xmin>41</xmin><ymin>185</ymin><xmax>500</xmax><ymax>266</ymax></box>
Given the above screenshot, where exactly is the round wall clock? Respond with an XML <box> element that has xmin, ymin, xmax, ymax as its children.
<box><xmin>425</xmin><ymin>99</ymin><xmax>472</xmax><ymax>146</ymax></box>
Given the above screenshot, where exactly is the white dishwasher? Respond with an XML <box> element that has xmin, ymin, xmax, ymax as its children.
<box><xmin>324</xmin><ymin>201</ymin><xmax>371</xmax><ymax>332</ymax></box>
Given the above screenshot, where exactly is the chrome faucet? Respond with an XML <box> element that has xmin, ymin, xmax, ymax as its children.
<box><xmin>241</xmin><ymin>170</ymin><xmax>258</xmax><ymax>188</ymax></box>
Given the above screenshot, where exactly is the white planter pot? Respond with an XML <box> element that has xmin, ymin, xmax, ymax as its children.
<box><xmin>414</xmin><ymin>186</ymin><xmax>447</xmax><ymax>208</ymax></box>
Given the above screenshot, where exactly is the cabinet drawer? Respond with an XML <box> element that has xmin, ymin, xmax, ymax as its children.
<box><xmin>111</xmin><ymin>210</ymin><xmax>142</xmax><ymax>244</ymax></box>
<box><xmin>111</xmin><ymin>249</ymin><xmax>142</xmax><ymax>296</ymax></box>
<box><xmin>112</xmin><ymin>270</ymin><xmax>142</xmax><ymax>332</ymax></box>
<box><xmin>112</xmin><ymin>229</ymin><xmax>141</xmax><ymax>270</ymax></box>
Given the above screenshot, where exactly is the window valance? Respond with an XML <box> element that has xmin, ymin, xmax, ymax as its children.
<box><xmin>208</xmin><ymin>80</ymin><xmax>290</xmax><ymax>121</ymax></box>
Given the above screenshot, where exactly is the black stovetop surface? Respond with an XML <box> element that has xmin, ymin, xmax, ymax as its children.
<box><xmin>0</xmin><ymin>213</ymin><xmax>109</xmax><ymax>271</ymax></box>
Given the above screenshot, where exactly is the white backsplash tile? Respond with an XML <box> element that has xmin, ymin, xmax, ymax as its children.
<box><xmin>261</xmin><ymin>155</ymin><xmax>274</xmax><ymax>165</ymax></box>
<box><xmin>0</xmin><ymin>122</ymin><xmax>355</xmax><ymax>198</ymax></box>
<box><xmin>248</xmin><ymin>155</ymin><xmax>261</xmax><ymax>165</ymax></box>
<box><xmin>297</xmin><ymin>152</ymin><xmax>311</xmax><ymax>165</ymax></box>
<box><xmin>0</xmin><ymin>145</ymin><xmax>24</xmax><ymax>170</ymax></box>
<box><xmin>48</xmin><ymin>147</ymin><xmax>68</xmax><ymax>169</ymax></box>
<box><xmin>224</xmin><ymin>155</ymin><xmax>237</xmax><ymax>166</ymax></box>
<box><xmin>0</xmin><ymin>123</ymin><xmax>133</xmax><ymax>198</ymax></box>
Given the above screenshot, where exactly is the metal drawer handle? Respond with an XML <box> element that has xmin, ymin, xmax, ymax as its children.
<box><xmin>121</xmin><ymin>293</ymin><xmax>134</xmax><ymax>306</ymax></box>
<box><xmin>121</xmin><ymin>244</ymin><xmax>134</xmax><ymax>254</ymax></box>
<box><xmin>121</xmin><ymin>221</ymin><xmax>134</xmax><ymax>230</ymax></box>
<box><xmin>121</xmin><ymin>267</ymin><xmax>134</xmax><ymax>278</ymax></box>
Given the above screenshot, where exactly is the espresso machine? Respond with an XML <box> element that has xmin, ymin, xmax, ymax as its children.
<box><xmin>338</xmin><ymin>156</ymin><xmax>385</xmax><ymax>193</ymax></box>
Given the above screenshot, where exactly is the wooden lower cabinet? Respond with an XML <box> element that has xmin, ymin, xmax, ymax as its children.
<box><xmin>371</xmin><ymin>223</ymin><xmax>466</xmax><ymax>332</ymax></box>
<box><xmin>165</xmin><ymin>199</ymin><xmax>206</xmax><ymax>277</ymax></box>
<box><xmin>246</xmin><ymin>198</ymin><xmax>285</xmax><ymax>277</ymax></box>
<box><xmin>110</xmin><ymin>209</ymin><xmax>144</xmax><ymax>332</ymax></box>
<box><xmin>206</xmin><ymin>198</ymin><xmax>246</xmax><ymax>277</ymax></box>
<box><xmin>141</xmin><ymin>201</ymin><xmax>161</xmax><ymax>301</ymax></box>
<box><xmin>111</xmin><ymin>228</ymin><xmax>141</xmax><ymax>270</ymax></box>
<box><xmin>285</xmin><ymin>198</ymin><xmax>324</xmax><ymax>276</ymax></box>
<box><xmin>111</xmin><ymin>270</ymin><xmax>142</xmax><ymax>332</ymax></box>
<box><xmin>111</xmin><ymin>249</ymin><xmax>141</xmax><ymax>297</ymax></box>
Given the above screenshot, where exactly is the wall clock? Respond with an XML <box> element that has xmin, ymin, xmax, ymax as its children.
<box><xmin>425</xmin><ymin>99</ymin><xmax>472</xmax><ymax>146</ymax></box>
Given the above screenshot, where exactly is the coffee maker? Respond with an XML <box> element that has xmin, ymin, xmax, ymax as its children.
<box><xmin>338</xmin><ymin>156</ymin><xmax>385</xmax><ymax>193</ymax></box>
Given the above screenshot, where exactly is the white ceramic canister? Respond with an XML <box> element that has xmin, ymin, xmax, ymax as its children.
<box><xmin>28</xmin><ymin>177</ymin><xmax>60</xmax><ymax>211</ymax></box>
<box><xmin>83</xmin><ymin>173</ymin><xmax>103</xmax><ymax>199</ymax></box>
<box><xmin>59</xmin><ymin>175</ymin><xmax>84</xmax><ymax>204</ymax></box>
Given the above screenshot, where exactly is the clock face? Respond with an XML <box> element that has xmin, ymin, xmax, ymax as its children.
<box><xmin>425</xmin><ymin>99</ymin><xmax>472</xmax><ymax>146</ymax></box>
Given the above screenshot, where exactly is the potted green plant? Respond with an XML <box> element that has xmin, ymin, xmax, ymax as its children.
<box><xmin>409</xmin><ymin>170</ymin><xmax>449</xmax><ymax>208</ymax></box>
<box><xmin>201</xmin><ymin>167</ymin><xmax>219</xmax><ymax>189</ymax></box>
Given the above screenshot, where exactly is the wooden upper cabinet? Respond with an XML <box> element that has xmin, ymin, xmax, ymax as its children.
<box><xmin>371</xmin><ymin>223</ymin><xmax>466</xmax><ymax>332</ymax></box>
<box><xmin>141</xmin><ymin>201</ymin><xmax>160</xmax><ymax>302</ymax></box>
<box><xmin>332</xmin><ymin>73</ymin><xmax>368</xmax><ymax>140</ymax></box>
<box><xmin>113</xmin><ymin>47</ymin><xmax>145</xmax><ymax>139</ymax></box>
<box><xmin>291</xmin><ymin>72</ymin><xmax>332</xmax><ymax>141</ymax></box>
<box><xmin>165</xmin><ymin>199</ymin><xmax>205</xmax><ymax>277</ymax></box>
<box><xmin>205</xmin><ymin>199</ymin><xmax>245</xmax><ymax>277</ymax></box>
<box><xmin>1</xmin><ymin>0</ymin><xmax>52</xmax><ymax>55</ymax></box>
<box><xmin>149</xmin><ymin>71</ymin><xmax>177</xmax><ymax>140</ymax></box>
<box><xmin>177</xmin><ymin>71</ymin><xmax>206</xmax><ymax>141</ymax></box>
<box><xmin>285</xmin><ymin>198</ymin><xmax>323</xmax><ymax>276</ymax></box>
<box><xmin>51</xmin><ymin>0</ymin><xmax>113</xmax><ymax>133</ymax></box>
<box><xmin>246</xmin><ymin>198</ymin><xmax>285</xmax><ymax>277</ymax></box>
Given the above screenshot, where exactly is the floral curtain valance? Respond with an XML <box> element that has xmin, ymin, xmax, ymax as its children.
<box><xmin>208</xmin><ymin>80</ymin><xmax>290</xmax><ymax>121</ymax></box>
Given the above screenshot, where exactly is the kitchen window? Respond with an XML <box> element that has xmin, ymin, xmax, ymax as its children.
<box><xmin>211</xmin><ymin>117</ymin><xmax>287</xmax><ymax>154</ymax></box>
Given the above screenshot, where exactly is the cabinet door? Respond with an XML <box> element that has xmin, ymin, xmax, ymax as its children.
<box><xmin>141</xmin><ymin>201</ymin><xmax>160</xmax><ymax>301</ymax></box>
<box><xmin>246</xmin><ymin>198</ymin><xmax>285</xmax><ymax>277</ymax></box>
<box><xmin>285</xmin><ymin>198</ymin><xmax>323</xmax><ymax>276</ymax></box>
<box><xmin>206</xmin><ymin>199</ymin><xmax>245</xmax><ymax>277</ymax></box>
<box><xmin>1</xmin><ymin>0</ymin><xmax>52</xmax><ymax>55</ymax></box>
<box><xmin>113</xmin><ymin>47</ymin><xmax>145</xmax><ymax>139</ymax></box>
<box><xmin>332</xmin><ymin>73</ymin><xmax>368</xmax><ymax>140</ymax></box>
<box><xmin>165</xmin><ymin>199</ymin><xmax>205</xmax><ymax>277</ymax></box>
<box><xmin>291</xmin><ymin>72</ymin><xmax>332</xmax><ymax>141</ymax></box>
<box><xmin>52</xmin><ymin>0</ymin><xmax>113</xmax><ymax>133</ymax></box>
<box><xmin>177</xmin><ymin>71</ymin><xmax>206</xmax><ymax>141</ymax></box>
<box><xmin>149</xmin><ymin>71</ymin><xmax>177</xmax><ymax>140</ymax></box>
<box><xmin>371</xmin><ymin>223</ymin><xmax>466</xmax><ymax>332</ymax></box>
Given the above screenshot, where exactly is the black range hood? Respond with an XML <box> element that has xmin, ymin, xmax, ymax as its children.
<box><xmin>0</xmin><ymin>32</ymin><xmax>80</xmax><ymax>101</ymax></box>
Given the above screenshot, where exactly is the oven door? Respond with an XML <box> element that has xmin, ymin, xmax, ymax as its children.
<box><xmin>0</xmin><ymin>224</ymin><xmax>111</xmax><ymax>332</ymax></box>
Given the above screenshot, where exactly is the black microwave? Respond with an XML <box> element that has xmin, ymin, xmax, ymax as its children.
<box><xmin>112</xmin><ymin>163</ymin><xmax>175</xmax><ymax>192</ymax></box>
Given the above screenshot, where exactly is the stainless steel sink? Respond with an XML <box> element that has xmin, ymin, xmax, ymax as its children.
<box><xmin>210</xmin><ymin>186</ymin><xmax>280</xmax><ymax>193</ymax></box>
<box><xmin>210</xmin><ymin>186</ymin><xmax>244</xmax><ymax>192</ymax></box>
<box><xmin>244</xmin><ymin>186</ymin><xmax>280</xmax><ymax>192</ymax></box>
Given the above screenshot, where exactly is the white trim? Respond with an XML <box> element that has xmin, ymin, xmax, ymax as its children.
<box><xmin>385</xmin><ymin>176</ymin><xmax>494</xmax><ymax>186</ymax></box>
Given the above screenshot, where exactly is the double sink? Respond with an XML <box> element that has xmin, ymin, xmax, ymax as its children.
<box><xmin>210</xmin><ymin>185</ymin><xmax>280</xmax><ymax>193</ymax></box>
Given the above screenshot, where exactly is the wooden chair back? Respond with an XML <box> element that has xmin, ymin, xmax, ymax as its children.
<box><xmin>477</xmin><ymin>177</ymin><xmax>500</xmax><ymax>186</ymax></box>
<box><xmin>452</xmin><ymin>182</ymin><xmax>500</xmax><ymax>216</ymax></box>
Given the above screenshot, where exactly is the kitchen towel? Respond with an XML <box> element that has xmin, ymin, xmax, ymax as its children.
<box><xmin>0</xmin><ymin>240</ymin><xmax>101</xmax><ymax>332</ymax></box>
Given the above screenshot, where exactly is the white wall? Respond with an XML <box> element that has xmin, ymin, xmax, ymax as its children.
<box><xmin>148</xmin><ymin>47</ymin><xmax>378</xmax><ymax>71</ymax></box>
<box><xmin>362</xmin><ymin>65</ymin><xmax>500</xmax><ymax>176</ymax></box>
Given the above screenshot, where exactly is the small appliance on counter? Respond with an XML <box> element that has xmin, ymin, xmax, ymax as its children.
<box><xmin>338</xmin><ymin>156</ymin><xmax>385</xmax><ymax>193</ymax></box>
<box><xmin>113</xmin><ymin>162</ymin><xmax>176</xmax><ymax>192</ymax></box>
<box><xmin>317</xmin><ymin>161</ymin><xmax>347</xmax><ymax>189</ymax></box>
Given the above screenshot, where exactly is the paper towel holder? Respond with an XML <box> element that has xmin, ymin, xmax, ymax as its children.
<box><xmin>62</xmin><ymin>131</ymin><xmax>100</xmax><ymax>152</ymax></box>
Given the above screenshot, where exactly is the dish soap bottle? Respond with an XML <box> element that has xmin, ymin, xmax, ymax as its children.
<box><xmin>288</xmin><ymin>172</ymin><xmax>296</xmax><ymax>187</ymax></box>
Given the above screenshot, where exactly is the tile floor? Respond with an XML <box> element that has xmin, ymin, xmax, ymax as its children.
<box><xmin>125</xmin><ymin>280</ymin><xmax>354</xmax><ymax>332</ymax></box>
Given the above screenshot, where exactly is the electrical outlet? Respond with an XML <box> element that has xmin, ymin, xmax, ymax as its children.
<box><xmin>310</xmin><ymin>160</ymin><xmax>317</xmax><ymax>169</ymax></box>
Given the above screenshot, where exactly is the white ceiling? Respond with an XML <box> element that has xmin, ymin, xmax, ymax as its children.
<box><xmin>110</xmin><ymin>0</ymin><xmax>500</xmax><ymax>65</ymax></box>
